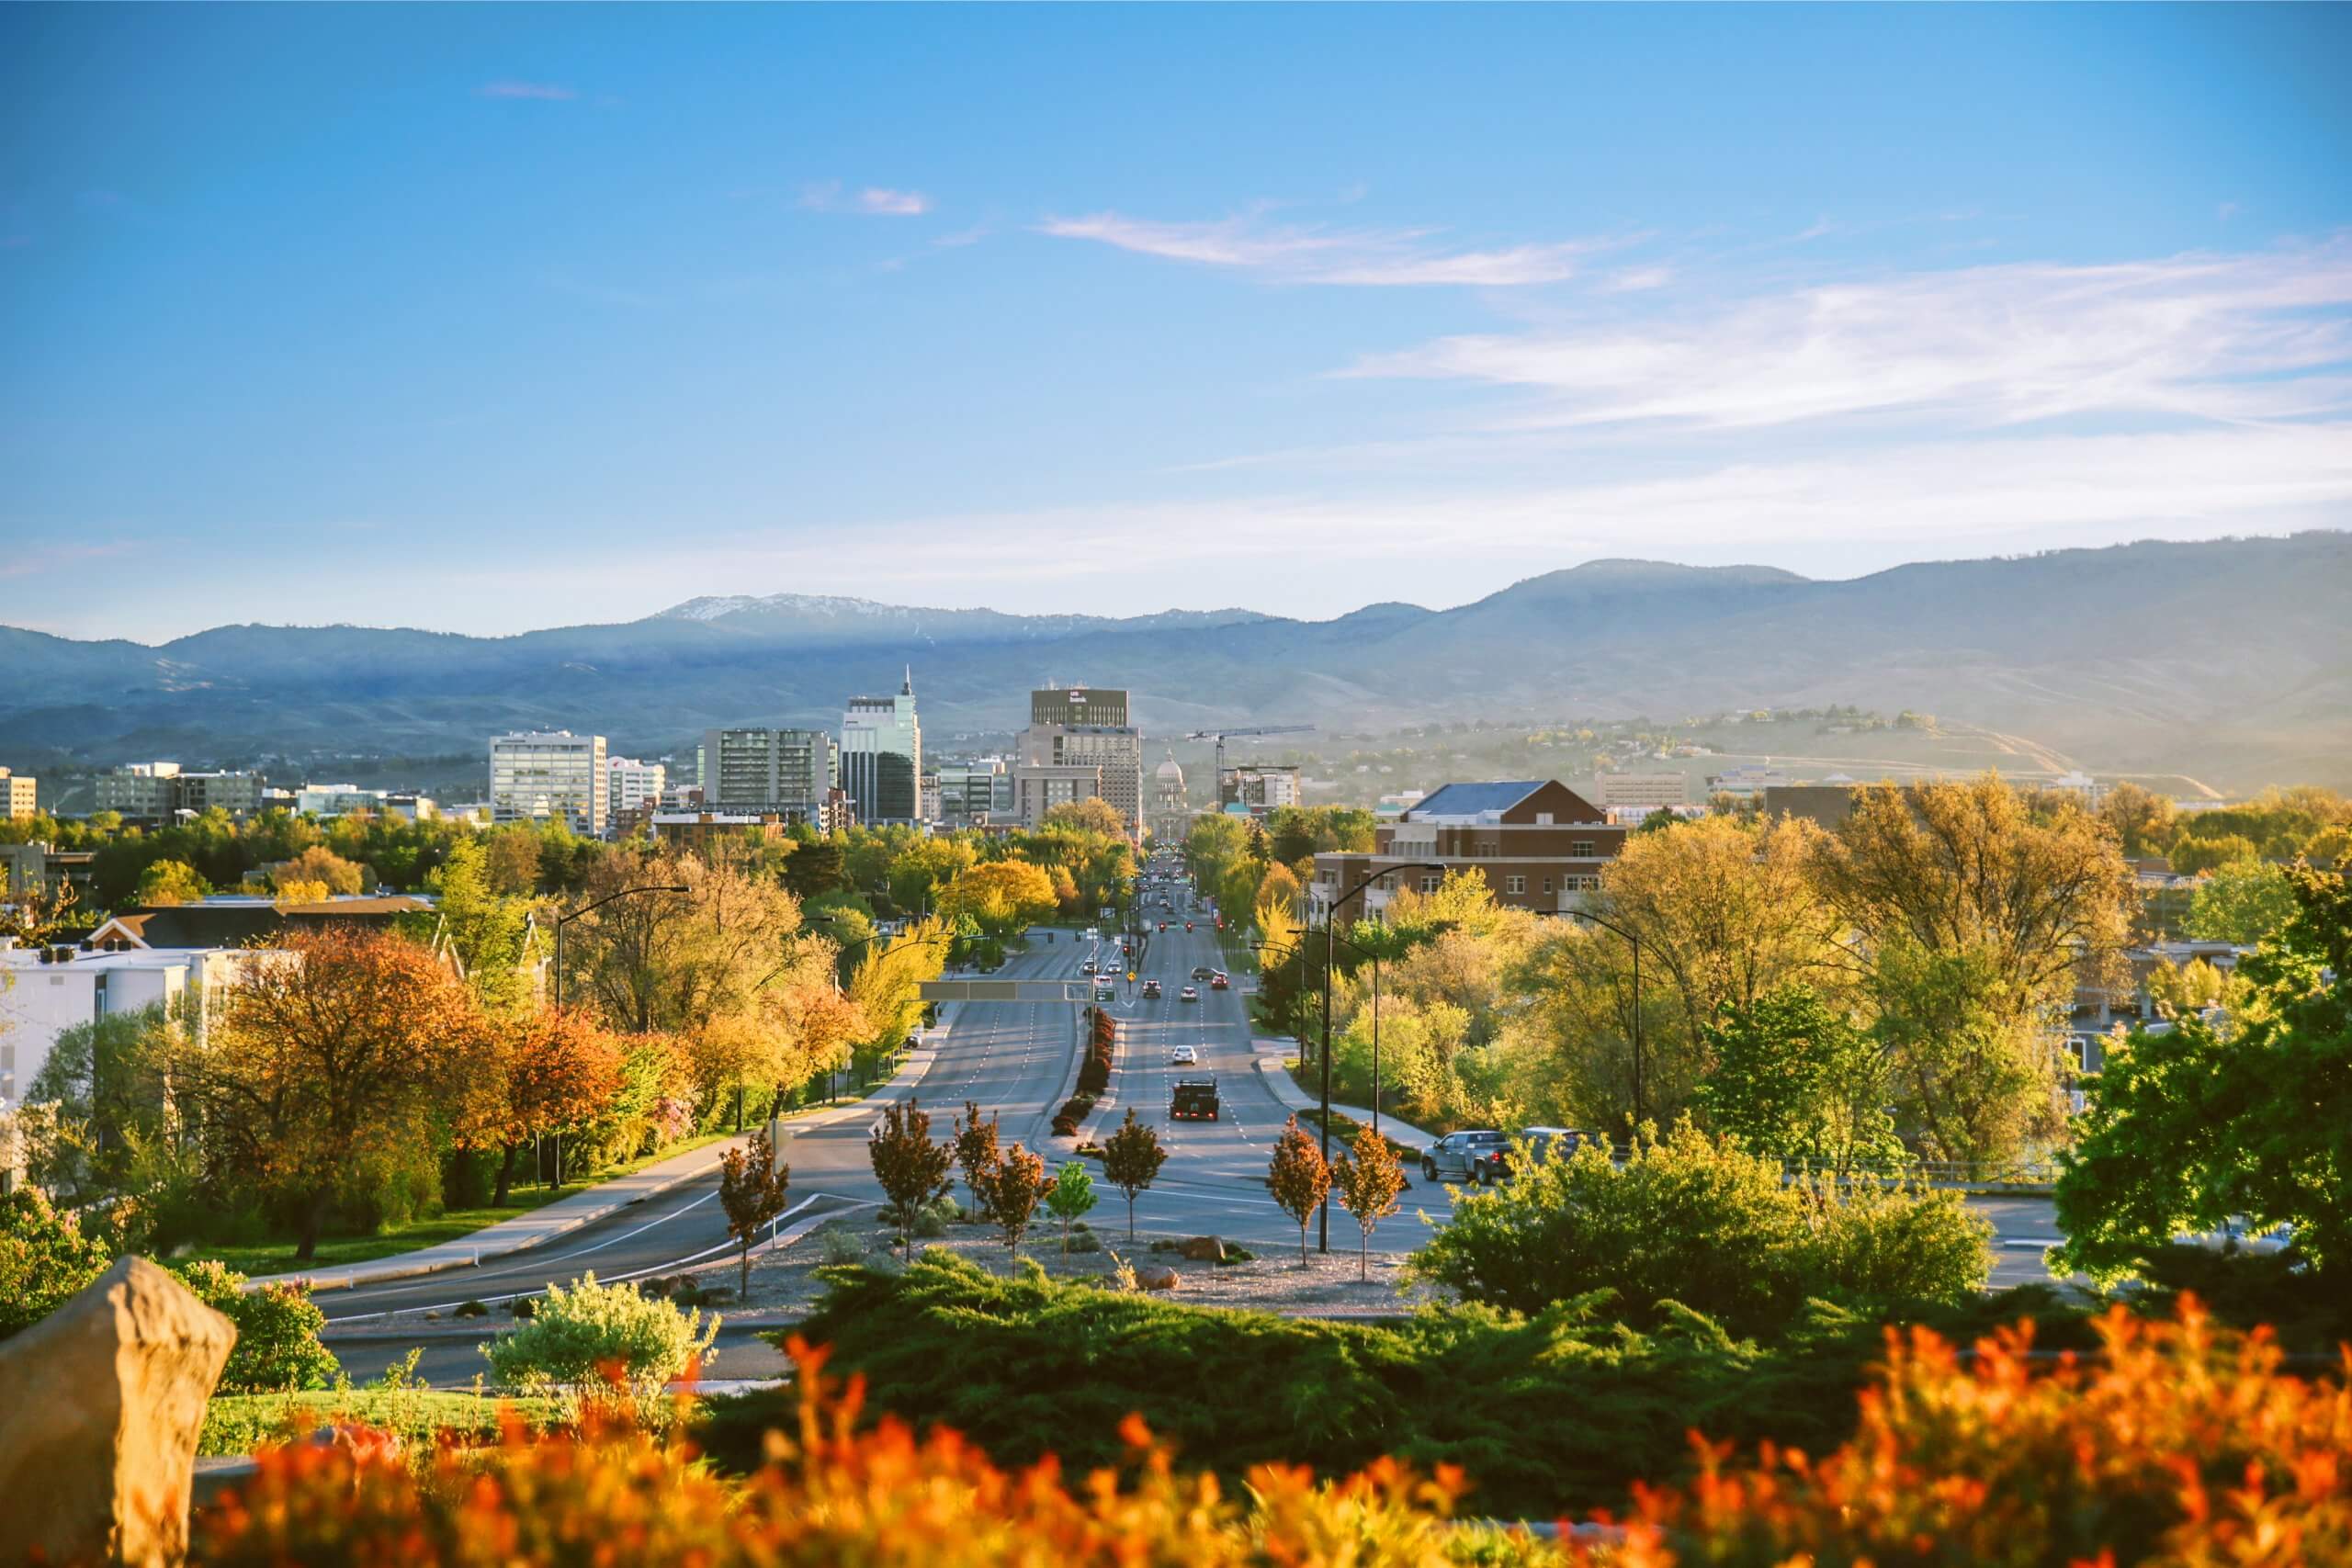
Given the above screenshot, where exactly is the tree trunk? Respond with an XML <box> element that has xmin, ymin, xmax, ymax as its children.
<box><xmin>740</xmin><ymin>1241</ymin><xmax>752</xmax><ymax>1301</ymax></box>
<box><xmin>294</xmin><ymin>1190</ymin><xmax>332</xmax><ymax>1263</ymax></box>
<box><xmin>494</xmin><ymin>1143</ymin><xmax>522</xmax><ymax>1209</ymax></box>
<box><xmin>1298</xmin><ymin>1223</ymin><xmax>1308</xmax><ymax>1266</ymax></box>
<box><xmin>1361</xmin><ymin>1229</ymin><xmax>1369</xmax><ymax>1281</ymax></box>
<box><xmin>1126</xmin><ymin>1193</ymin><xmax>1136</xmax><ymax>1243</ymax></box>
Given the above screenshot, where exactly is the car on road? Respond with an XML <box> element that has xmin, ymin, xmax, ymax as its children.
<box><xmin>1171</xmin><ymin>1076</ymin><xmax>1218</xmax><ymax>1120</ymax></box>
<box><xmin>1184</xmin><ymin>921</ymin><xmax>1193</xmax><ymax>931</ymax></box>
<box><xmin>1481</xmin><ymin>1127</ymin><xmax>1600</xmax><ymax>1183</ymax></box>
<box><xmin>1142</xmin><ymin>979</ymin><xmax>1161</xmax><ymax>998</ymax></box>
<box><xmin>1159</xmin><ymin>921</ymin><xmax>1169</xmax><ymax>932</ymax></box>
<box><xmin>1170</xmin><ymin>1044</ymin><xmax>1198</xmax><ymax>1066</ymax></box>
<box><xmin>1209</xmin><ymin>971</ymin><xmax>1229</xmax><ymax>990</ymax></box>
<box><xmin>1421</xmin><ymin>1130</ymin><xmax>1512</xmax><ymax>1184</ymax></box>
<box><xmin>1191</xmin><ymin>965</ymin><xmax>1215</xmax><ymax>980</ymax></box>
<box><xmin>1180</xmin><ymin>985</ymin><xmax>1199</xmax><ymax>1002</ymax></box>
<box><xmin>1080</xmin><ymin>959</ymin><xmax>1097</xmax><ymax>975</ymax></box>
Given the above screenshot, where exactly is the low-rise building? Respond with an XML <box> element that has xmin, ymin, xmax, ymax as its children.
<box><xmin>490</xmin><ymin>731</ymin><xmax>608</xmax><ymax>836</ymax></box>
<box><xmin>1760</xmin><ymin>784</ymin><xmax>1862</xmax><ymax>830</ymax></box>
<box><xmin>96</xmin><ymin>763</ymin><xmax>265</xmax><ymax>825</ymax></box>
<box><xmin>1704</xmin><ymin>765</ymin><xmax>1789</xmax><ymax>801</ymax></box>
<box><xmin>608</xmin><ymin>757</ymin><xmax>668</xmax><ymax>818</ymax></box>
<box><xmin>0</xmin><ymin>939</ymin><xmax>271</xmax><ymax>1112</ymax></box>
<box><xmin>1309</xmin><ymin>779</ymin><xmax>1629</xmax><ymax>925</ymax></box>
<box><xmin>1222</xmin><ymin>764</ymin><xmax>1300</xmax><ymax>811</ymax></box>
<box><xmin>1594</xmin><ymin>771</ymin><xmax>1687</xmax><ymax>810</ymax></box>
<box><xmin>650</xmin><ymin>811</ymin><xmax>792</xmax><ymax>853</ymax></box>
<box><xmin>935</xmin><ymin>759</ymin><xmax>1014</xmax><ymax>829</ymax></box>
<box><xmin>1012</xmin><ymin>762</ymin><xmax>1103</xmax><ymax>827</ymax></box>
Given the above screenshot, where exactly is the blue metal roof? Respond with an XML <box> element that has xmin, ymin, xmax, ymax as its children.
<box><xmin>1408</xmin><ymin>781</ymin><xmax>1544</xmax><ymax>818</ymax></box>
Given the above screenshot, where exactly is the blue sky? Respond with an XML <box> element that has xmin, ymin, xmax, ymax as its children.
<box><xmin>4</xmin><ymin>4</ymin><xmax>2348</xmax><ymax>641</ymax></box>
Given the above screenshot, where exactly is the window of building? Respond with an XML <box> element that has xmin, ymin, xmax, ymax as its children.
<box><xmin>1542</xmin><ymin>876</ymin><xmax>1554</xmax><ymax>894</ymax></box>
<box><xmin>1566</xmin><ymin>874</ymin><xmax>1600</xmax><ymax>891</ymax></box>
<box><xmin>1571</xmin><ymin>839</ymin><xmax>1595</xmax><ymax>857</ymax></box>
<box><xmin>1504</xmin><ymin>874</ymin><xmax>1526</xmax><ymax>895</ymax></box>
<box><xmin>1420</xmin><ymin>874</ymin><xmax>1441</xmax><ymax>893</ymax></box>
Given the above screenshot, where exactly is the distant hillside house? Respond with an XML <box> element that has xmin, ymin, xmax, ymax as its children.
<box><xmin>1308</xmin><ymin>779</ymin><xmax>1627</xmax><ymax>925</ymax></box>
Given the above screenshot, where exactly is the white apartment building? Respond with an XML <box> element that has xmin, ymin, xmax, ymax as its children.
<box><xmin>489</xmin><ymin>730</ymin><xmax>609</xmax><ymax>835</ymax></box>
<box><xmin>0</xmin><ymin>940</ymin><xmax>266</xmax><ymax>1111</ymax></box>
<box><xmin>608</xmin><ymin>756</ymin><xmax>668</xmax><ymax>818</ymax></box>
<box><xmin>1015</xmin><ymin>686</ymin><xmax>1141</xmax><ymax>831</ymax></box>
<box><xmin>1222</xmin><ymin>764</ymin><xmax>1300</xmax><ymax>810</ymax></box>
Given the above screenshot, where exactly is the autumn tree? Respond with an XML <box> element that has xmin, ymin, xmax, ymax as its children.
<box><xmin>1267</xmin><ymin>1116</ymin><xmax>1332</xmax><ymax>1265</ymax></box>
<box><xmin>867</xmin><ymin>1096</ymin><xmax>954</xmax><ymax>1253</ymax></box>
<box><xmin>275</xmin><ymin>845</ymin><xmax>370</xmax><ymax>897</ymax></box>
<box><xmin>176</xmin><ymin>927</ymin><xmax>470</xmax><ymax>1259</ymax></box>
<box><xmin>458</xmin><ymin>1007</ymin><xmax>625</xmax><ymax>1207</ymax></box>
<box><xmin>1099</xmin><ymin>1108</ymin><xmax>1167</xmax><ymax>1242</ymax></box>
<box><xmin>2098</xmin><ymin>780</ymin><xmax>2178</xmax><ymax>860</ymax></box>
<box><xmin>975</xmin><ymin>1142</ymin><xmax>1050</xmax><ymax>1262</ymax></box>
<box><xmin>1040</xmin><ymin>797</ymin><xmax>1126</xmax><ymax>840</ymax></box>
<box><xmin>1330</xmin><ymin>1124</ymin><xmax>1406</xmax><ymax>1280</ymax></box>
<box><xmin>1814</xmin><ymin>777</ymin><xmax>2134</xmax><ymax>1169</ymax></box>
<box><xmin>719</xmin><ymin>1126</ymin><xmax>791</xmax><ymax>1299</ymax></box>
<box><xmin>951</xmin><ymin>1100</ymin><xmax>1000</xmax><ymax>1213</ymax></box>
<box><xmin>2186</xmin><ymin>858</ymin><xmax>2298</xmax><ymax>946</ymax></box>
<box><xmin>936</xmin><ymin>860</ymin><xmax>1058</xmax><ymax>937</ymax></box>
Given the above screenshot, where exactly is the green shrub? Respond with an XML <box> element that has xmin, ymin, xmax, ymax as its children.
<box><xmin>454</xmin><ymin>1299</ymin><xmax>491</xmax><ymax>1319</ymax></box>
<box><xmin>1406</xmin><ymin>1122</ymin><xmax>1990</xmax><ymax>1334</ymax></box>
<box><xmin>696</xmin><ymin>1248</ymin><xmax>1936</xmax><ymax>1517</ymax></box>
<box><xmin>820</xmin><ymin>1227</ymin><xmax>866</xmax><ymax>1266</ymax></box>
<box><xmin>198</xmin><ymin>1389</ymin><xmax>565</xmax><ymax>1458</ymax></box>
<box><xmin>482</xmin><ymin>1271</ymin><xmax>718</xmax><ymax>1395</ymax></box>
<box><xmin>168</xmin><ymin>1259</ymin><xmax>342</xmax><ymax>1393</ymax></box>
<box><xmin>0</xmin><ymin>1188</ymin><xmax>111</xmax><ymax>1338</ymax></box>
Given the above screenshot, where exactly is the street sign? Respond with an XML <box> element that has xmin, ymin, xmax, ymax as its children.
<box><xmin>1125</xmin><ymin>971</ymin><xmax>1136</xmax><ymax>982</ymax></box>
<box><xmin>919</xmin><ymin>979</ymin><xmax>1097</xmax><ymax>1003</ymax></box>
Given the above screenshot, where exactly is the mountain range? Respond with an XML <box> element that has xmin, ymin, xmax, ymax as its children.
<box><xmin>2</xmin><ymin>533</ymin><xmax>2346</xmax><ymax>789</ymax></box>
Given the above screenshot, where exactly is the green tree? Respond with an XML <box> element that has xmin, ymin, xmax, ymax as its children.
<box><xmin>25</xmin><ymin>1002</ymin><xmax>175</xmax><ymax>1206</ymax></box>
<box><xmin>427</xmin><ymin>836</ymin><xmax>532</xmax><ymax>1012</ymax></box>
<box><xmin>719</xmin><ymin>1127</ymin><xmax>792</xmax><ymax>1299</ymax></box>
<box><xmin>2185</xmin><ymin>858</ymin><xmax>2298</xmax><ymax>946</ymax></box>
<box><xmin>134</xmin><ymin>858</ymin><xmax>212</xmax><ymax>906</ymax></box>
<box><xmin>1043</xmin><ymin>1159</ymin><xmax>1097</xmax><ymax>1255</ymax></box>
<box><xmin>1267</xmin><ymin>1116</ymin><xmax>1332</xmax><ymax>1265</ymax></box>
<box><xmin>1696</xmin><ymin>984</ymin><xmax>1902</xmax><ymax>1175</ymax></box>
<box><xmin>0</xmin><ymin>1188</ymin><xmax>111</xmax><ymax>1339</ymax></box>
<box><xmin>1099</xmin><ymin>1108</ymin><xmax>1167</xmax><ymax>1243</ymax></box>
<box><xmin>2169</xmin><ymin>832</ymin><xmax>2258</xmax><ymax>875</ymax></box>
<box><xmin>1040</xmin><ymin>797</ymin><xmax>1126</xmax><ymax>839</ymax></box>
<box><xmin>2053</xmin><ymin>866</ymin><xmax>2351</xmax><ymax>1280</ymax></box>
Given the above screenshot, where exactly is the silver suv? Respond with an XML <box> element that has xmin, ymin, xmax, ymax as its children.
<box><xmin>1421</xmin><ymin>1130</ymin><xmax>1510</xmax><ymax>1184</ymax></box>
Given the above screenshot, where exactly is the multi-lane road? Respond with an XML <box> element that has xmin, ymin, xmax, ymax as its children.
<box><xmin>321</xmin><ymin>873</ymin><xmax>2067</xmax><ymax>1381</ymax></box>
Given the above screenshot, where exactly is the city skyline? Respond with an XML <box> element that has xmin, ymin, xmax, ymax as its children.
<box><xmin>5</xmin><ymin>6</ymin><xmax>2348</xmax><ymax>641</ymax></box>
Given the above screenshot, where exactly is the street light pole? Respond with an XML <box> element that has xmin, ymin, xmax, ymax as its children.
<box><xmin>550</xmin><ymin>883</ymin><xmax>691</xmax><ymax>1010</ymax></box>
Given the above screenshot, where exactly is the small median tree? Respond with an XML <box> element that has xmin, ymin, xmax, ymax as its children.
<box><xmin>868</xmin><ymin>1097</ymin><xmax>954</xmax><ymax>1254</ymax></box>
<box><xmin>719</xmin><ymin>1127</ymin><xmax>791</xmax><ymax>1299</ymax></box>
<box><xmin>1100</xmin><ymin>1108</ymin><xmax>1168</xmax><ymax>1242</ymax></box>
<box><xmin>976</xmin><ymin>1143</ymin><xmax>1050</xmax><ymax>1263</ymax></box>
<box><xmin>1268</xmin><ymin>1115</ymin><xmax>1332</xmax><ymax>1266</ymax></box>
<box><xmin>1044</xmin><ymin>1159</ymin><xmax>1097</xmax><ymax>1255</ymax></box>
<box><xmin>951</xmin><ymin>1100</ymin><xmax>1000</xmax><ymax>1216</ymax></box>
<box><xmin>1331</xmin><ymin>1124</ymin><xmax>1408</xmax><ymax>1280</ymax></box>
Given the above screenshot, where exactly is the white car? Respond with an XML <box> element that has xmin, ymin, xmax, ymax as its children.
<box><xmin>1180</xmin><ymin>985</ymin><xmax>1199</xmax><ymax>1002</ymax></box>
<box><xmin>1170</xmin><ymin>1044</ymin><xmax>1198</xmax><ymax>1066</ymax></box>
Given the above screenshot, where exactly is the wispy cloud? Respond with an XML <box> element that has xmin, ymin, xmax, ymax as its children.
<box><xmin>1343</xmin><ymin>240</ymin><xmax>2352</xmax><ymax>432</ymax></box>
<box><xmin>1602</xmin><ymin>265</ymin><xmax>1672</xmax><ymax>293</ymax></box>
<box><xmin>933</xmin><ymin>221</ymin><xmax>991</xmax><ymax>249</ymax></box>
<box><xmin>800</xmin><ymin>182</ymin><xmax>933</xmax><ymax>217</ymax></box>
<box><xmin>1037</xmin><ymin>208</ymin><xmax>1616</xmax><ymax>287</ymax></box>
<box><xmin>479</xmin><ymin>80</ymin><xmax>576</xmax><ymax>101</ymax></box>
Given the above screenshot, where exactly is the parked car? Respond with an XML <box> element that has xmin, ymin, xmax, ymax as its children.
<box><xmin>1421</xmin><ymin>1130</ymin><xmax>1511</xmax><ymax>1184</ymax></box>
<box><xmin>1180</xmin><ymin>985</ymin><xmax>1199</xmax><ymax>1002</ymax></box>
<box><xmin>1142</xmin><ymin>979</ymin><xmax>1161</xmax><ymax>998</ymax></box>
<box><xmin>1209</xmin><ymin>972</ymin><xmax>1229</xmax><ymax>990</ymax></box>
<box><xmin>1170</xmin><ymin>1044</ymin><xmax>1198</xmax><ymax>1066</ymax></box>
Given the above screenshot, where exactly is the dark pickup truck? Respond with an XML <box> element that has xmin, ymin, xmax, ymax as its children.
<box><xmin>1170</xmin><ymin>1077</ymin><xmax>1219</xmax><ymax>1121</ymax></box>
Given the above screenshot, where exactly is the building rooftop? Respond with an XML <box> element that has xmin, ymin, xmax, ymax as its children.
<box><xmin>1405</xmin><ymin>781</ymin><xmax>1546</xmax><ymax>821</ymax></box>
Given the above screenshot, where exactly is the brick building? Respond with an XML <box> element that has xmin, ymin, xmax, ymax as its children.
<box><xmin>1307</xmin><ymin>779</ymin><xmax>1629</xmax><ymax>925</ymax></box>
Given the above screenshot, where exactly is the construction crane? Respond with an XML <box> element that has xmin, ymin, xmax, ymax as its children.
<box><xmin>1184</xmin><ymin>726</ymin><xmax>1316</xmax><ymax>797</ymax></box>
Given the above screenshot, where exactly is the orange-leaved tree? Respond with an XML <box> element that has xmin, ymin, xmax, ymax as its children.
<box><xmin>457</xmin><ymin>1005</ymin><xmax>626</xmax><ymax>1207</ymax></box>
<box><xmin>719</xmin><ymin>1126</ymin><xmax>791</xmax><ymax>1299</ymax></box>
<box><xmin>867</xmin><ymin>1096</ymin><xmax>954</xmax><ymax>1253</ymax></box>
<box><xmin>976</xmin><ymin>1143</ymin><xmax>1050</xmax><ymax>1262</ymax></box>
<box><xmin>951</xmin><ymin>1100</ymin><xmax>1000</xmax><ymax>1215</ymax></box>
<box><xmin>1100</xmin><ymin>1108</ymin><xmax>1167</xmax><ymax>1242</ymax></box>
<box><xmin>1331</xmin><ymin>1125</ymin><xmax>1406</xmax><ymax>1281</ymax></box>
<box><xmin>1267</xmin><ymin>1116</ymin><xmax>1332</xmax><ymax>1266</ymax></box>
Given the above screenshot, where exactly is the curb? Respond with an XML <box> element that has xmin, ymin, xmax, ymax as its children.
<box><xmin>1253</xmin><ymin>1058</ymin><xmax>1438</xmax><ymax>1155</ymax></box>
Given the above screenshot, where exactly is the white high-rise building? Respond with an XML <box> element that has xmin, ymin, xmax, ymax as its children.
<box><xmin>1014</xmin><ymin>685</ymin><xmax>1142</xmax><ymax>832</ymax></box>
<box><xmin>608</xmin><ymin>756</ymin><xmax>668</xmax><ymax>818</ymax></box>
<box><xmin>490</xmin><ymin>730</ymin><xmax>609</xmax><ymax>835</ymax></box>
<box><xmin>841</xmin><ymin>671</ymin><xmax>922</xmax><ymax>825</ymax></box>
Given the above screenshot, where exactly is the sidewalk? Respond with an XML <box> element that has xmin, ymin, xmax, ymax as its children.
<box><xmin>1251</xmin><ymin>1048</ymin><xmax>1438</xmax><ymax>1155</ymax></box>
<box><xmin>250</xmin><ymin>1039</ymin><xmax>945</xmax><ymax>1294</ymax></box>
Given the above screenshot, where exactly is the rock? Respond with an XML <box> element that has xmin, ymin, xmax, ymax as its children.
<box><xmin>1136</xmin><ymin>1264</ymin><xmax>1182</xmax><ymax>1292</ymax></box>
<box><xmin>0</xmin><ymin>1256</ymin><xmax>237</xmax><ymax>1568</ymax></box>
<box><xmin>1178</xmin><ymin>1235</ymin><xmax>1225</xmax><ymax>1262</ymax></box>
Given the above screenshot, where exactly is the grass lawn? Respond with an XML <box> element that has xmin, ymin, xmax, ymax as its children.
<box><xmin>199</xmin><ymin>1388</ymin><xmax>569</xmax><ymax>1457</ymax></box>
<box><xmin>188</xmin><ymin>1134</ymin><xmax>728</xmax><ymax>1279</ymax></box>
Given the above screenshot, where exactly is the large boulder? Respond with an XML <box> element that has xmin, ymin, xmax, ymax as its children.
<box><xmin>1136</xmin><ymin>1264</ymin><xmax>1182</xmax><ymax>1292</ymax></box>
<box><xmin>0</xmin><ymin>1256</ymin><xmax>237</xmax><ymax>1568</ymax></box>
<box><xmin>1177</xmin><ymin>1235</ymin><xmax>1225</xmax><ymax>1263</ymax></box>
